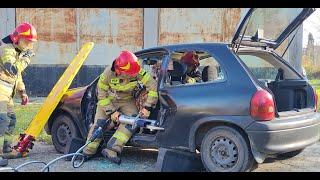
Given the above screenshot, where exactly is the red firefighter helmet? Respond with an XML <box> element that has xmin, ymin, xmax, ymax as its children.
<box><xmin>114</xmin><ymin>50</ymin><xmax>141</xmax><ymax>77</ymax></box>
<box><xmin>180</xmin><ymin>51</ymin><xmax>200</xmax><ymax>67</ymax></box>
<box><xmin>10</xmin><ymin>22</ymin><xmax>37</xmax><ymax>44</ymax></box>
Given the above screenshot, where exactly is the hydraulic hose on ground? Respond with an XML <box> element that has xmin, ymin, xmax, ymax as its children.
<box><xmin>0</xmin><ymin>114</ymin><xmax>163</xmax><ymax>172</ymax></box>
<box><xmin>0</xmin><ymin>142</ymin><xmax>90</xmax><ymax>172</ymax></box>
<box><xmin>41</xmin><ymin>141</ymin><xmax>90</xmax><ymax>171</ymax></box>
<box><xmin>0</xmin><ymin>127</ymin><xmax>103</xmax><ymax>172</ymax></box>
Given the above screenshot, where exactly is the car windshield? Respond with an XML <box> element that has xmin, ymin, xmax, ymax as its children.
<box><xmin>239</xmin><ymin>8</ymin><xmax>303</xmax><ymax>41</ymax></box>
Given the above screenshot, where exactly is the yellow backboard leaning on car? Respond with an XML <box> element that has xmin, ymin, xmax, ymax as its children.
<box><xmin>26</xmin><ymin>42</ymin><xmax>94</xmax><ymax>137</ymax></box>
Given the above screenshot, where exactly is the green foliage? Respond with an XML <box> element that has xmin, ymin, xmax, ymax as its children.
<box><xmin>309</xmin><ymin>79</ymin><xmax>320</xmax><ymax>111</ymax></box>
<box><xmin>9</xmin><ymin>102</ymin><xmax>52</xmax><ymax>144</ymax></box>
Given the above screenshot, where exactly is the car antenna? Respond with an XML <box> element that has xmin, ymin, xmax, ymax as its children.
<box><xmin>281</xmin><ymin>24</ymin><xmax>302</xmax><ymax>58</ymax></box>
<box><xmin>235</xmin><ymin>14</ymin><xmax>253</xmax><ymax>53</ymax></box>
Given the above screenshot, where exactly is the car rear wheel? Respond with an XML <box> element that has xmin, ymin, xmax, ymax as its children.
<box><xmin>200</xmin><ymin>126</ymin><xmax>255</xmax><ymax>172</ymax></box>
<box><xmin>51</xmin><ymin>114</ymin><xmax>80</xmax><ymax>153</ymax></box>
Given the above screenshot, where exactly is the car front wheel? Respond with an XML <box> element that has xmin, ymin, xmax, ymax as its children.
<box><xmin>200</xmin><ymin>126</ymin><xmax>255</xmax><ymax>172</ymax></box>
<box><xmin>51</xmin><ymin>114</ymin><xmax>80</xmax><ymax>153</ymax></box>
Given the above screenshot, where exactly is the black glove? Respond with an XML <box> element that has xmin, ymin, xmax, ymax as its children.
<box><xmin>3</xmin><ymin>62</ymin><xmax>18</xmax><ymax>75</ymax></box>
<box><xmin>21</xmin><ymin>50</ymin><xmax>35</xmax><ymax>58</ymax></box>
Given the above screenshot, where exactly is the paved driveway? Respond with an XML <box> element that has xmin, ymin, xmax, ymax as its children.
<box><xmin>2</xmin><ymin>141</ymin><xmax>320</xmax><ymax>172</ymax></box>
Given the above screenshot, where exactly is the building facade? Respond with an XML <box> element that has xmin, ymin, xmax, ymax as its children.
<box><xmin>0</xmin><ymin>8</ymin><xmax>303</xmax><ymax>96</ymax></box>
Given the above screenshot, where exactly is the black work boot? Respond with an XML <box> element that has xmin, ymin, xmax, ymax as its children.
<box><xmin>3</xmin><ymin>140</ymin><xmax>12</xmax><ymax>154</ymax></box>
<box><xmin>0</xmin><ymin>157</ymin><xmax>8</xmax><ymax>167</ymax></box>
<box><xmin>101</xmin><ymin>148</ymin><xmax>121</xmax><ymax>165</ymax></box>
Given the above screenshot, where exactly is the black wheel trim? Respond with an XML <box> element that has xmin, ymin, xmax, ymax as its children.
<box><xmin>56</xmin><ymin>123</ymin><xmax>73</xmax><ymax>146</ymax></box>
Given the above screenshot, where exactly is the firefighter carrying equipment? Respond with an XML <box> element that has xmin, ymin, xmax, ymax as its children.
<box><xmin>0</xmin><ymin>28</ymin><xmax>36</xmax><ymax>163</ymax></box>
<box><xmin>1</xmin><ymin>42</ymin><xmax>94</xmax><ymax>159</ymax></box>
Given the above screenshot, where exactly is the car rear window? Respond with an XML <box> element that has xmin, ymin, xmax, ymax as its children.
<box><xmin>238</xmin><ymin>54</ymin><xmax>278</xmax><ymax>80</ymax></box>
<box><xmin>237</xmin><ymin>51</ymin><xmax>301</xmax><ymax>82</ymax></box>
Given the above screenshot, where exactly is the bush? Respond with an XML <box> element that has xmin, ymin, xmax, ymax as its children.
<box><xmin>302</xmin><ymin>55</ymin><xmax>320</xmax><ymax>79</ymax></box>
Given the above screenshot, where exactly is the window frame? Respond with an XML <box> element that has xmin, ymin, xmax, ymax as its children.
<box><xmin>162</xmin><ymin>48</ymin><xmax>227</xmax><ymax>88</ymax></box>
<box><xmin>135</xmin><ymin>50</ymin><xmax>168</xmax><ymax>89</ymax></box>
<box><xmin>236</xmin><ymin>49</ymin><xmax>303</xmax><ymax>81</ymax></box>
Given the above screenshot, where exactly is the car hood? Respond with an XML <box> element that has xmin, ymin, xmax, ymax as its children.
<box><xmin>232</xmin><ymin>8</ymin><xmax>315</xmax><ymax>49</ymax></box>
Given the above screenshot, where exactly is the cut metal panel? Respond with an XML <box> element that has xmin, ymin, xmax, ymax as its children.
<box><xmin>16</xmin><ymin>8</ymin><xmax>77</xmax><ymax>65</ymax></box>
<box><xmin>158</xmin><ymin>8</ymin><xmax>242</xmax><ymax>45</ymax></box>
<box><xmin>79</xmin><ymin>8</ymin><xmax>143</xmax><ymax>65</ymax></box>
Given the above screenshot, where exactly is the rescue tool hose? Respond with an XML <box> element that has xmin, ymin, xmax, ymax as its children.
<box><xmin>0</xmin><ymin>114</ymin><xmax>163</xmax><ymax>172</ymax></box>
<box><xmin>0</xmin><ymin>127</ymin><xmax>103</xmax><ymax>172</ymax></box>
<box><xmin>42</xmin><ymin>126</ymin><xmax>105</xmax><ymax>171</ymax></box>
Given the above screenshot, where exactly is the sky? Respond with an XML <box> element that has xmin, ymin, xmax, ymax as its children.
<box><xmin>303</xmin><ymin>9</ymin><xmax>320</xmax><ymax>47</ymax></box>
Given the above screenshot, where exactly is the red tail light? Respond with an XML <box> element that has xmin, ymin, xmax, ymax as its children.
<box><xmin>314</xmin><ymin>88</ymin><xmax>318</xmax><ymax>112</ymax></box>
<box><xmin>250</xmin><ymin>89</ymin><xmax>275</xmax><ymax>121</ymax></box>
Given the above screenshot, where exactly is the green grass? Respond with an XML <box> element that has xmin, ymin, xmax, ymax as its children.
<box><xmin>4</xmin><ymin>102</ymin><xmax>52</xmax><ymax>145</ymax></box>
<box><xmin>309</xmin><ymin>79</ymin><xmax>320</xmax><ymax>111</ymax></box>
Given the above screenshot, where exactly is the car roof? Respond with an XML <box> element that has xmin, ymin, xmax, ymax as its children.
<box><xmin>135</xmin><ymin>42</ymin><xmax>230</xmax><ymax>55</ymax></box>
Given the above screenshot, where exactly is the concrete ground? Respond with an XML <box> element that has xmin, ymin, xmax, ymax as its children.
<box><xmin>4</xmin><ymin>97</ymin><xmax>320</xmax><ymax>172</ymax></box>
<box><xmin>1</xmin><ymin>141</ymin><xmax>320</xmax><ymax>172</ymax></box>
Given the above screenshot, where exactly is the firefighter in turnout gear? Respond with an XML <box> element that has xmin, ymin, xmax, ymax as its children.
<box><xmin>0</xmin><ymin>23</ymin><xmax>37</xmax><ymax>166</ymax></box>
<box><xmin>83</xmin><ymin>50</ymin><xmax>158</xmax><ymax>164</ymax></box>
<box><xmin>180</xmin><ymin>51</ymin><xmax>202</xmax><ymax>84</ymax></box>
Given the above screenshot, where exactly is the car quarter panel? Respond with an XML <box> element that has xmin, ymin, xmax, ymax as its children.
<box><xmin>246</xmin><ymin>112</ymin><xmax>320</xmax><ymax>154</ymax></box>
<box><xmin>47</xmin><ymin>89</ymin><xmax>87</xmax><ymax>138</ymax></box>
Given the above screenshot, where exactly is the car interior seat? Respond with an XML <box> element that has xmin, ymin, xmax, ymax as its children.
<box><xmin>168</xmin><ymin>61</ymin><xmax>187</xmax><ymax>85</ymax></box>
<box><xmin>202</xmin><ymin>65</ymin><xmax>218</xmax><ymax>82</ymax></box>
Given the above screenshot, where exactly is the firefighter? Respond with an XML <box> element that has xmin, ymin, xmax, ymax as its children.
<box><xmin>0</xmin><ymin>23</ymin><xmax>37</xmax><ymax>166</ymax></box>
<box><xmin>180</xmin><ymin>51</ymin><xmax>202</xmax><ymax>84</ymax></box>
<box><xmin>83</xmin><ymin>50</ymin><xmax>158</xmax><ymax>164</ymax></box>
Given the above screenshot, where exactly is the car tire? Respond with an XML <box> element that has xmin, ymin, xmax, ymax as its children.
<box><xmin>200</xmin><ymin>126</ymin><xmax>255</xmax><ymax>172</ymax></box>
<box><xmin>276</xmin><ymin>149</ymin><xmax>304</xmax><ymax>160</ymax></box>
<box><xmin>51</xmin><ymin>114</ymin><xmax>80</xmax><ymax>153</ymax></box>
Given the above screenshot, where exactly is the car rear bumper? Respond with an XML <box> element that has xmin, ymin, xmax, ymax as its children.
<box><xmin>246</xmin><ymin>111</ymin><xmax>320</xmax><ymax>155</ymax></box>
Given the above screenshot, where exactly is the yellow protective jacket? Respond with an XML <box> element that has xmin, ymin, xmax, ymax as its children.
<box><xmin>97</xmin><ymin>66</ymin><xmax>158</xmax><ymax>110</ymax></box>
<box><xmin>0</xmin><ymin>43</ymin><xmax>30</xmax><ymax>97</ymax></box>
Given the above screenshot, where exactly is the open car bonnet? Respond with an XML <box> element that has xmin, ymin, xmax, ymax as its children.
<box><xmin>232</xmin><ymin>8</ymin><xmax>316</xmax><ymax>49</ymax></box>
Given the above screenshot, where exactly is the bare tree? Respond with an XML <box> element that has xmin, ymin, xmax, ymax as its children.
<box><xmin>305</xmin><ymin>9</ymin><xmax>320</xmax><ymax>45</ymax></box>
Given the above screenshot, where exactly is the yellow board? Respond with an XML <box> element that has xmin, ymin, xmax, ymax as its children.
<box><xmin>25</xmin><ymin>42</ymin><xmax>94</xmax><ymax>138</ymax></box>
